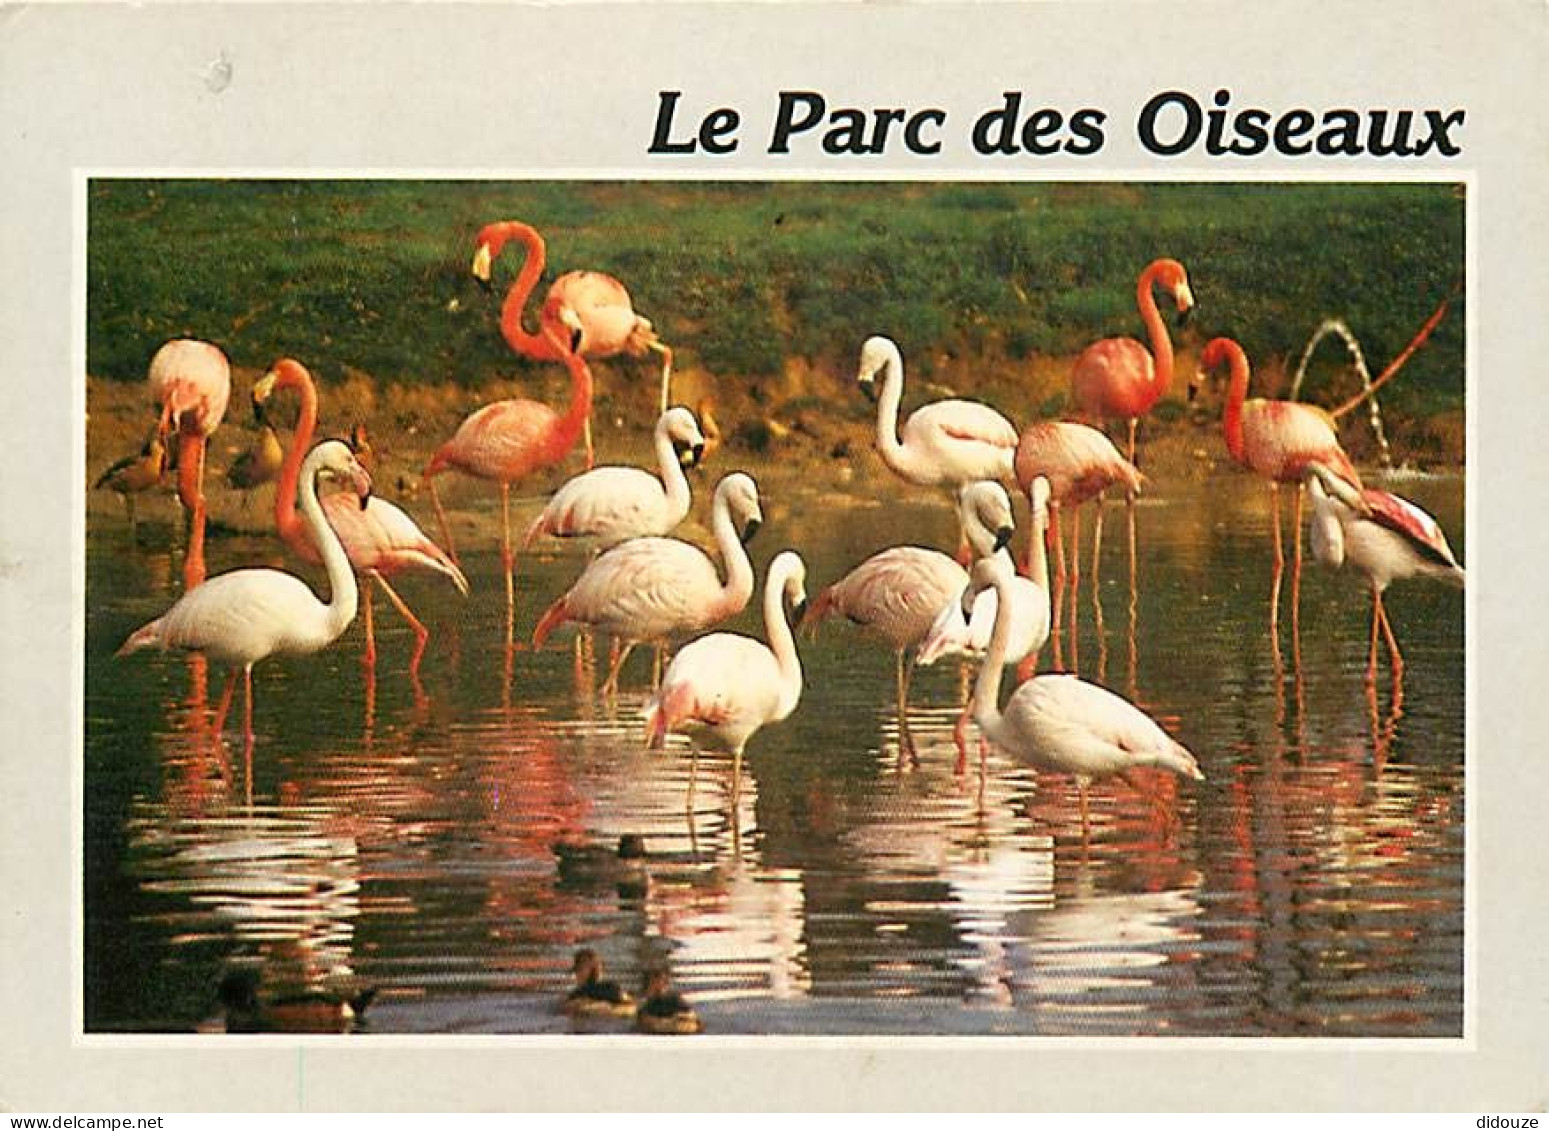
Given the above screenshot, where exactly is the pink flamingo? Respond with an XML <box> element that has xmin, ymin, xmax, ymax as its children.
<box><xmin>522</xmin><ymin>406</ymin><xmax>706</xmax><ymax>551</ymax></box>
<box><xmin>117</xmin><ymin>440</ymin><xmax>371</xmax><ymax>753</ymax></box>
<box><xmin>148</xmin><ymin>339</ymin><xmax>231</xmax><ymax>590</ymax></box>
<box><xmin>472</xmin><ymin>219</ymin><xmax>673</xmax><ymax>469</ymax></box>
<box><xmin>1014</xmin><ymin>420</ymin><xmax>1143</xmax><ymax>665</ymax></box>
<box><xmin>964</xmin><ymin>553</ymin><xmax>1204</xmax><ymax>842</ymax></box>
<box><xmin>645</xmin><ymin>549</ymin><xmax>808</xmax><ymax>802</ymax></box>
<box><xmin>531</xmin><ymin>472</ymin><xmax>763</xmax><ymax>695</ymax></box>
<box><xmin>802</xmin><ymin>543</ymin><xmax>969</xmax><ymax>762</ymax></box>
<box><xmin>1069</xmin><ymin>257</ymin><xmax>1195</xmax><ymax>465</ymax></box>
<box><xmin>423</xmin><ymin>328</ymin><xmax>593</xmax><ymax>643</ymax></box>
<box><xmin>1192</xmin><ymin>337</ymin><xmax>1363</xmax><ymax>635</ymax></box>
<box><xmin>254</xmin><ymin>359</ymin><xmax>467</xmax><ymax>675</ymax></box>
<box><xmin>1305</xmin><ymin>462</ymin><xmax>1465</xmax><ymax>681</ymax></box>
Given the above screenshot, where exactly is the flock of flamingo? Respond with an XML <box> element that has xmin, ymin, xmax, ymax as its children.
<box><xmin>105</xmin><ymin>218</ymin><xmax>1466</xmax><ymax>840</ymax></box>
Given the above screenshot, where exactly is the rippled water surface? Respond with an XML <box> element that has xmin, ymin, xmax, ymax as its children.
<box><xmin>85</xmin><ymin>471</ymin><xmax>1466</xmax><ymax>1036</ymax></box>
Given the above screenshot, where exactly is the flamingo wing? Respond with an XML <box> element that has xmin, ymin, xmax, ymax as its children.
<box><xmin>1241</xmin><ymin>400</ymin><xmax>1360</xmax><ymax>486</ymax></box>
<box><xmin>320</xmin><ymin>494</ymin><xmax>468</xmax><ymax>591</ymax></box>
<box><xmin>650</xmin><ymin>633</ymin><xmax>784</xmax><ymax>747</ymax></box>
<box><xmin>1015</xmin><ymin>421</ymin><xmax>1141</xmax><ymax>503</ymax></box>
<box><xmin>1070</xmin><ymin>337</ymin><xmax>1155</xmax><ymax>419</ymax></box>
<box><xmin>141</xmin><ymin>569</ymin><xmax>332</xmax><ymax>664</ymax></box>
<box><xmin>1360</xmin><ymin>489</ymin><xmax>1461</xmax><ymax>569</ymax></box>
<box><xmin>440</xmin><ymin>399</ymin><xmax>561</xmax><ymax>480</ymax></box>
<box><xmin>536</xmin><ymin>466</ymin><xmax>674</xmax><ymax>544</ymax></box>
<box><xmin>1005</xmin><ymin>674</ymin><xmax>1199</xmax><ymax>779</ymax></box>
<box><xmin>564</xmin><ymin>538</ymin><xmax>724</xmax><ymax>639</ymax></box>
<box><xmin>905</xmin><ymin>401</ymin><xmax>1019</xmax><ymax>480</ymax></box>
<box><xmin>829</xmin><ymin>547</ymin><xmax>969</xmax><ymax>649</ymax></box>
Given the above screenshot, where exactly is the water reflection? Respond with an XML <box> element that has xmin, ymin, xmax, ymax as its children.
<box><xmin>85</xmin><ymin>472</ymin><xmax>1464</xmax><ymax>1035</ymax></box>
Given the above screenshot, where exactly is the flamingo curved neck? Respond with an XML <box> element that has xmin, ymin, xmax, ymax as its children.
<box><xmin>271</xmin><ymin>368</ymin><xmax>321</xmax><ymax>555</ymax></box>
<box><xmin>653</xmin><ymin>422</ymin><xmax>692</xmax><ymax>516</ymax></box>
<box><xmin>709</xmin><ymin>492</ymin><xmax>755</xmax><ymax>618</ymax></box>
<box><xmin>1137</xmin><ymin>262</ymin><xmax>1175</xmax><ymax>401</ymax></box>
<box><xmin>543</xmin><ymin>348</ymin><xmax>594</xmax><ymax>464</ymax></box>
<box><xmin>495</xmin><ymin>222</ymin><xmax>564</xmax><ymax>362</ymax></box>
<box><xmin>872</xmin><ymin>346</ymin><xmax>919</xmax><ymax>479</ymax></box>
<box><xmin>1216</xmin><ymin>343</ymin><xmax>1250</xmax><ymax>464</ymax></box>
<box><xmin>762</xmin><ymin>561</ymin><xmax>803</xmax><ymax>710</ymax></box>
<box><xmin>970</xmin><ymin>567</ymin><xmax>1019</xmax><ymax>735</ymax></box>
<box><xmin>298</xmin><ymin>454</ymin><xmax>359</xmax><ymax>639</ymax></box>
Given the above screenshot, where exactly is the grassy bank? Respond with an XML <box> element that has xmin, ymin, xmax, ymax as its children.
<box><xmin>87</xmin><ymin>180</ymin><xmax>1466</xmax><ymax>471</ymax></box>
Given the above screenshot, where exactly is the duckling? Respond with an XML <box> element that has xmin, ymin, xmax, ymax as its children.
<box><xmin>635</xmin><ymin>969</ymin><xmax>702</xmax><ymax>1035</ymax></box>
<box><xmin>94</xmin><ymin>429</ymin><xmax>168</xmax><ymax>537</ymax></box>
<box><xmin>554</xmin><ymin>834</ymin><xmax>650</xmax><ymax>897</ymax></box>
<box><xmin>349</xmin><ymin>422</ymin><xmax>377</xmax><ymax>477</ymax></box>
<box><xmin>225</xmin><ymin>418</ymin><xmax>285</xmax><ymax>497</ymax></box>
<box><xmin>562</xmin><ymin>948</ymin><xmax>635</xmax><ymax>1018</ymax></box>
<box><xmin>207</xmin><ymin>966</ymin><xmax>377</xmax><ymax>1034</ymax></box>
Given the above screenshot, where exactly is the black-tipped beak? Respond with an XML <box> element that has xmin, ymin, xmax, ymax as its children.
<box><xmin>691</xmin><ymin>442</ymin><xmax>706</xmax><ymax>466</ymax></box>
<box><xmin>1186</xmin><ymin>382</ymin><xmax>1199</xmax><ymax>404</ymax></box>
<box><xmin>250</xmin><ymin>396</ymin><xmax>268</xmax><ymax>426</ymax></box>
<box><xmin>359</xmin><ymin>487</ymin><xmax>372</xmax><ymax>511</ymax></box>
<box><xmin>859</xmin><ymin>379</ymin><xmax>878</xmax><ymax>404</ymax></box>
<box><xmin>959</xmin><ymin>587</ymin><xmax>975</xmax><ymax>621</ymax></box>
<box><xmin>476</xmin><ymin>274</ymin><xmax>494</xmax><ymax>295</ymax></box>
<box><xmin>569</xmin><ymin>326</ymin><xmax>584</xmax><ymax>354</ymax></box>
<box><xmin>740</xmin><ymin>517</ymin><xmax>761</xmax><ymax>545</ymax></box>
<box><xmin>993</xmin><ymin>525</ymin><xmax>1015</xmax><ymax>553</ymax></box>
<box><xmin>791</xmin><ymin>598</ymin><xmax>809</xmax><ymax>626</ymax></box>
<box><xmin>1176</xmin><ymin>305</ymin><xmax>1194</xmax><ymax>330</ymax></box>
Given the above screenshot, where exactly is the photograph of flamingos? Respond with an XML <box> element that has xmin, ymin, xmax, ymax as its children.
<box><xmin>84</xmin><ymin>179</ymin><xmax>1466</xmax><ymax>1037</ymax></box>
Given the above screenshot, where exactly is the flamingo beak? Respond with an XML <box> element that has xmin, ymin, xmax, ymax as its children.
<box><xmin>741</xmin><ymin>517</ymin><xmax>762</xmax><ymax>545</ymax></box>
<box><xmin>791</xmin><ymin>597</ymin><xmax>809</xmax><ymax>625</ymax></box>
<box><xmin>471</xmin><ymin>242</ymin><xmax>493</xmax><ymax>290</ymax></box>
<box><xmin>678</xmin><ymin>441</ymin><xmax>705</xmax><ymax>469</ymax></box>
<box><xmin>994</xmin><ymin>525</ymin><xmax>1015</xmax><ymax>553</ymax></box>
<box><xmin>1175</xmin><ymin>283</ymin><xmax>1196</xmax><ymax>328</ymax></box>
<box><xmin>1176</xmin><ymin>304</ymin><xmax>1195</xmax><ymax>330</ymax></box>
<box><xmin>858</xmin><ymin>376</ymin><xmax>878</xmax><ymax>404</ymax></box>
<box><xmin>959</xmin><ymin>585</ymin><xmax>976</xmax><ymax>621</ymax></box>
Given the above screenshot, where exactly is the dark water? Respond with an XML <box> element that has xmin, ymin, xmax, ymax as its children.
<box><xmin>84</xmin><ymin>470</ymin><xmax>1465</xmax><ymax>1037</ymax></box>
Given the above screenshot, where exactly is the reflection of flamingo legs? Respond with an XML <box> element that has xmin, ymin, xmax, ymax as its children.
<box><xmin>896</xmin><ymin>651</ymin><xmax>918</xmax><ymax>767</ymax></box>
<box><xmin>1269</xmin><ymin>484</ymin><xmax>1284</xmax><ymax>636</ymax></box>
<box><xmin>1127</xmin><ymin>502</ymin><xmax>1139</xmax><ymax>698</ymax></box>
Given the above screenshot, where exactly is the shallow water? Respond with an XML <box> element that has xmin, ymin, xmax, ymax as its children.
<box><xmin>84</xmin><ymin>470</ymin><xmax>1465</xmax><ymax>1037</ymax></box>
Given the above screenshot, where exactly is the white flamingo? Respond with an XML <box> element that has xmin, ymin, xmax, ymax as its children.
<box><xmin>1304</xmin><ymin>462</ymin><xmax>1466</xmax><ymax>681</ymax></box>
<box><xmin>531</xmin><ymin>472</ymin><xmax>763</xmax><ymax>694</ymax></box>
<box><xmin>918</xmin><ymin>479</ymin><xmax>1053</xmax><ymax>763</ymax></box>
<box><xmin>523</xmin><ymin>406</ymin><xmax>706</xmax><ymax>551</ymax></box>
<box><xmin>965</xmin><ymin>552</ymin><xmax>1204</xmax><ymax>841</ymax></box>
<box><xmin>803</xmin><ymin>541</ymin><xmax>968</xmax><ymax>762</ymax></box>
<box><xmin>116</xmin><ymin>440</ymin><xmax>372</xmax><ymax>750</ymax></box>
<box><xmin>644</xmin><ymin>549</ymin><xmax>808</xmax><ymax>801</ymax></box>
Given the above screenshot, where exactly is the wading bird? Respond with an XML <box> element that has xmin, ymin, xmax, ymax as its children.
<box><xmin>472</xmin><ymin>218</ymin><xmax>673</xmax><ymax>468</ymax></box>
<box><xmin>423</xmin><ymin>327</ymin><xmax>592</xmax><ymax>644</ymax></box>
<box><xmin>256</xmin><ymin>359</ymin><xmax>467</xmax><ymax>676</ymax></box>
<box><xmin>1192</xmin><ymin>336</ymin><xmax>1363</xmax><ymax>636</ymax></box>
<box><xmin>964</xmin><ymin>553</ymin><xmax>1204</xmax><ymax>842</ymax></box>
<box><xmin>1069</xmin><ymin>257</ymin><xmax>1195</xmax><ymax>465</ymax></box>
<box><xmin>645</xmin><ymin>549</ymin><xmax>808</xmax><ymax>801</ymax></box>
<box><xmin>149</xmin><ymin>338</ymin><xmax>231</xmax><ymax>590</ymax></box>
<box><xmin>1304</xmin><ymin>461</ymin><xmax>1465</xmax><ymax>681</ymax></box>
<box><xmin>116</xmin><ymin>440</ymin><xmax>372</xmax><ymax>752</ymax></box>
<box><xmin>532</xmin><ymin>472</ymin><xmax>763</xmax><ymax>694</ymax></box>
<box><xmin>225</xmin><ymin>407</ymin><xmax>285</xmax><ymax>503</ymax></box>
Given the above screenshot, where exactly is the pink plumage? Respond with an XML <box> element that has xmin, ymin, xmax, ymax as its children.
<box><xmin>148</xmin><ymin>338</ymin><xmax>231</xmax><ymax>591</ymax></box>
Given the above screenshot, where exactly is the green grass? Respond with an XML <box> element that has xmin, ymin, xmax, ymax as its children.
<box><xmin>88</xmin><ymin>180</ymin><xmax>1465</xmax><ymax>417</ymax></box>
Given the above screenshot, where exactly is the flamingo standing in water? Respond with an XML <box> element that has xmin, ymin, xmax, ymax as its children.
<box><xmin>149</xmin><ymin>338</ymin><xmax>231</xmax><ymax>589</ymax></box>
<box><xmin>1304</xmin><ymin>462</ymin><xmax>1465</xmax><ymax>681</ymax></box>
<box><xmin>1014</xmin><ymin>420</ymin><xmax>1143</xmax><ymax>663</ymax></box>
<box><xmin>532</xmin><ymin>472</ymin><xmax>763</xmax><ymax>694</ymax></box>
<box><xmin>116</xmin><ymin>440</ymin><xmax>372</xmax><ymax>752</ymax></box>
<box><xmin>916</xmin><ymin>480</ymin><xmax>1052</xmax><ymax>765</ymax></box>
<box><xmin>472</xmin><ymin>219</ymin><xmax>673</xmax><ymax>469</ymax></box>
<box><xmin>803</xmin><ymin>541</ymin><xmax>969</xmax><ymax>763</ymax></box>
<box><xmin>423</xmin><ymin>328</ymin><xmax>593</xmax><ymax>643</ymax></box>
<box><xmin>255</xmin><ymin>359</ymin><xmax>467</xmax><ymax>675</ymax></box>
<box><xmin>1191</xmin><ymin>337</ymin><xmax>1363</xmax><ymax>635</ymax></box>
<box><xmin>1069</xmin><ymin>257</ymin><xmax>1195</xmax><ymax>465</ymax></box>
<box><xmin>964</xmin><ymin>553</ymin><xmax>1204</xmax><ymax>841</ymax></box>
<box><xmin>645</xmin><ymin>549</ymin><xmax>808</xmax><ymax>803</ymax></box>
<box><xmin>857</xmin><ymin>335</ymin><xmax>1017</xmax><ymax>555</ymax></box>
<box><xmin>523</xmin><ymin>406</ymin><xmax>706</xmax><ymax>552</ymax></box>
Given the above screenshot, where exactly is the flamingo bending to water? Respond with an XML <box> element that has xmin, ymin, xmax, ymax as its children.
<box><xmin>917</xmin><ymin>481</ymin><xmax>1053</xmax><ymax>764</ymax></box>
<box><xmin>803</xmin><ymin>541</ymin><xmax>969</xmax><ymax>762</ymax></box>
<box><xmin>1304</xmin><ymin>462</ymin><xmax>1465</xmax><ymax>681</ymax></box>
<box><xmin>472</xmin><ymin>219</ymin><xmax>673</xmax><ymax>468</ymax></box>
<box><xmin>149</xmin><ymin>339</ymin><xmax>231</xmax><ymax>590</ymax></box>
<box><xmin>964</xmin><ymin>553</ymin><xmax>1204</xmax><ymax>841</ymax></box>
<box><xmin>532</xmin><ymin>472</ymin><xmax>763</xmax><ymax>694</ymax></box>
<box><xmin>116</xmin><ymin>440</ymin><xmax>372</xmax><ymax>751</ymax></box>
<box><xmin>1069</xmin><ymin>257</ymin><xmax>1195</xmax><ymax>464</ymax></box>
<box><xmin>255</xmin><ymin>360</ymin><xmax>467</xmax><ymax>675</ymax></box>
<box><xmin>423</xmin><ymin>329</ymin><xmax>592</xmax><ymax>643</ymax></box>
<box><xmin>523</xmin><ymin>406</ymin><xmax>706</xmax><ymax>551</ymax></box>
<box><xmin>1191</xmin><ymin>337</ymin><xmax>1363</xmax><ymax>636</ymax></box>
<box><xmin>645</xmin><ymin>549</ymin><xmax>808</xmax><ymax>801</ymax></box>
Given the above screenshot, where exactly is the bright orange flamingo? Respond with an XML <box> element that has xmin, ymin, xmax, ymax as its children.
<box><xmin>423</xmin><ymin>328</ymin><xmax>593</xmax><ymax>644</ymax></box>
<box><xmin>471</xmin><ymin>219</ymin><xmax>672</xmax><ymax>469</ymax></box>
<box><xmin>1191</xmin><ymin>336</ymin><xmax>1363</xmax><ymax>636</ymax></box>
<box><xmin>1014</xmin><ymin>420</ymin><xmax>1142</xmax><ymax>669</ymax></box>
<box><xmin>255</xmin><ymin>359</ymin><xmax>467</xmax><ymax>676</ymax></box>
<box><xmin>148</xmin><ymin>339</ymin><xmax>231</xmax><ymax>590</ymax></box>
<box><xmin>1069</xmin><ymin>258</ymin><xmax>1195</xmax><ymax>466</ymax></box>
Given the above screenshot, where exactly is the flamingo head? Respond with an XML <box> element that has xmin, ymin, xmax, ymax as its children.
<box><xmin>661</xmin><ymin>406</ymin><xmax>708</xmax><ymax>469</ymax></box>
<box><xmin>717</xmin><ymin>471</ymin><xmax>763</xmax><ymax>544</ymax></box>
<box><xmin>958</xmin><ymin>481</ymin><xmax>1016</xmax><ymax>556</ymax></box>
<box><xmin>305</xmin><ymin>439</ymin><xmax>373</xmax><ymax>511</ymax></box>
<box><xmin>470</xmin><ymin>225</ymin><xmax>505</xmax><ymax>290</ymax></box>
<box><xmin>771</xmin><ymin>549</ymin><xmax>809</xmax><ymax>626</ymax></box>
<box><xmin>1153</xmin><ymin>258</ymin><xmax>1195</xmax><ymax>326</ymax></box>
<box><xmin>855</xmin><ymin>335</ymin><xmax>901</xmax><ymax>399</ymax></box>
<box><xmin>1189</xmin><ymin>337</ymin><xmax>1241</xmax><ymax>402</ymax></box>
<box><xmin>540</xmin><ymin>300</ymin><xmax>585</xmax><ymax>354</ymax></box>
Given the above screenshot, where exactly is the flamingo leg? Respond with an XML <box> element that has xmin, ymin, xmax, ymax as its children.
<box><xmin>178</xmin><ymin>433</ymin><xmax>208</xmax><ymax>591</ymax></box>
<box><xmin>952</xmin><ymin>663</ymin><xmax>971</xmax><ymax>772</ymax></box>
<box><xmin>1268</xmin><ymin>483</ymin><xmax>1284</xmax><ymax>636</ymax></box>
<box><xmin>500</xmin><ymin>483</ymin><xmax>515</xmax><ymax>647</ymax></box>
<box><xmin>1068</xmin><ymin>507</ymin><xmax>1082</xmax><ymax>672</ymax></box>
<box><xmin>210</xmin><ymin>667</ymin><xmax>238</xmax><ymax>747</ymax></box>
<box><xmin>1366</xmin><ymin>588</ymin><xmax>1382</xmax><ymax>683</ymax></box>
<box><xmin>427</xmin><ymin>476</ymin><xmax>460</xmax><ymax>566</ymax></box>
<box><xmin>1377</xmin><ymin>590</ymin><xmax>1404</xmax><ymax>679</ymax></box>
<box><xmin>242</xmin><ymin>662</ymin><xmax>255</xmax><ymax>758</ymax></box>
<box><xmin>1126</xmin><ymin>418</ymin><xmax>1138</xmax><ymax>468</ymax></box>
<box><xmin>1290</xmin><ymin>486</ymin><xmax>1304</xmax><ymax>643</ymax></box>
<box><xmin>361</xmin><ymin>583</ymin><xmax>377</xmax><ymax>668</ymax></box>
<box><xmin>376</xmin><ymin>574</ymin><xmax>431</xmax><ymax>675</ymax></box>
<box><xmin>895</xmin><ymin>650</ymin><xmax>918</xmax><ymax>766</ymax></box>
<box><xmin>602</xmin><ymin>642</ymin><xmax>635</xmax><ymax>697</ymax></box>
<box><xmin>1127</xmin><ymin>497</ymin><xmax>1139</xmax><ymax>698</ymax></box>
<box><xmin>1078</xmin><ymin>778</ymin><xmax>1091</xmax><ymax>844</ymax></box>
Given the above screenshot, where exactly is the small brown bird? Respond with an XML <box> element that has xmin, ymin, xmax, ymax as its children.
<box><xmin>635</xmin><ymin>968</ymin><xmax>701</xmax><ymax>1035</ymax></box>
<box><xmin>207</xmin><ymin>967</ymin><xmax>377</xmax><ymax>1034</ymax></box>
<box><xmin>225</xmin><ymin>422</ymin><xmax>285</xmax><ymax>497</ymax></box>
<box><xmin>94</xmin><ymin>430</ymin><xmax>169</xmax><ymax>536</ymax></box>
<box><xmin>562</xmin><ymin>948</ymin><xmax>635</xmax><ymax>1018</ymax></box>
